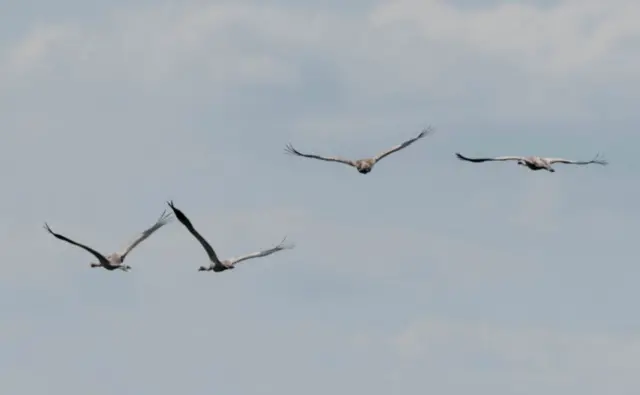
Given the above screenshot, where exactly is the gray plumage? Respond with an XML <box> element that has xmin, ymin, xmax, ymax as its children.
<box><xmin>167</xmin><ymin>201</ymin><xmax>294</xmax><ymax>272</ymax></box>
<box><xmin>455</xmin><ymin>152</ymin><xmax>608</xmax><ymax>172</ymax></box>
<box><xmin>44</xmin><ymin>210</ymin><xmax>173</xmax><ymax>271</ymax></box>
<box><xmin>285</xmin><ymin>127</ymin><xmax>434</xmax><ymax>174</ymax></box>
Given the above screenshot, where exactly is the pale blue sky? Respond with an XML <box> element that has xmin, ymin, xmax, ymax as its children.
<box><xmin>1</xmin><ymin>1</ymin><xmax>639</xmax><ymax>394</ymax></box>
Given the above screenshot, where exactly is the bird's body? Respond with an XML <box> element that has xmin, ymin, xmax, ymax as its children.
<box><xmin>353</xmin><ymin>159</ymin><xmax>376</xmax><ymax>174</ymax></box>
<box><xmin>202</xmin><ymin>259</ymin><xmax>235</xmax><ymax>272</ymax></box>
<box><xmin>510</xmin><ymin>156</ymin><xmax>556</xmax><ymax>172</ymax></box>
<box><xmin>97</xmin><ymin>255</ymin><xmax>129</xmax><ymax>271</ymax></box>
<box><xmin>455</xmin><ymin>152</ymin><xmax>608</xmax><ymax>172</ymax></box>
<box><xmin>285</xmin><ymin>127</ymin><xmax>434</xmax><ymax>174</ymax></box>
<box><xmin>167</xmin><ymin>201</ymin><xmax>294</xmax><ymax>272</ymax></box>
<box><xmin>44</xmin><ymin>210</ymin><xmax>173</xmax><ymax>271</ymax></box>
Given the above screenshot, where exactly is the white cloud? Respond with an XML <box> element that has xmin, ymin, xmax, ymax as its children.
<box><xmin>0</xmin><ymin>2</ymin><xmax>637</xmax><ymax>394</ymax></box>
<box><xmin>370</xmin><ymin>0</ymin><xmax>640</xmax><ymax>75</ymax></box>
<box><xmin>1</xmin><ymin>4</ymin><xmax>307</xmax><ymax>88</ymax></box>
<box><xmin>3</xmin><ymin>0</ymin><xmax>639</xmax><ymax>123</ymax></box>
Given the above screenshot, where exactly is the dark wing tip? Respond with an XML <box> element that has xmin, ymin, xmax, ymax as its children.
<box><xmin>277</xmin><ymin>235</ymin><xmax>295</xmax><ymax>249</ymax></box>
<box><xmin>591</xmin><ymin>152</ymin><xmax>608</xmax><ymax>165</ymax></box>
<box><xmin>168</xmin><ymin>201</ymin><xmax>183</xmax><ymax>217</ymax></box>
<box><xmin>158</xmin><ymin>208</ymin><xmax>174</xmax><ymax>222</ymax></box>
<box><xmin>455</xmin><ymin>152</ymin><xmax>481</xmax><ymax>162</ymax></box>
<box><xmin>284</xmin><ymin>143</ymin><xmax>300</xmax><ymax>156</ymax></box>
<box><xmin>167</xmin><ymin>200</ymin><xmax>188</xmax><ymax>221</ymax></box>
<box><xmin>166</xmin><ymin>201</ymin><xmax>194</xmax><ymax>228</ymax></box>
<box><xmin>421</xmin><ymin>125</ymin><xmax>435</xmax><ymax>136</ymax></box>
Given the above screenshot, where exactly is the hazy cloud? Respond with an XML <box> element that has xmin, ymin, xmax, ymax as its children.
<box><xmin>0</xmin><ymin>1</ymin><xmax>638</xmax><ymax>394</ymax></box>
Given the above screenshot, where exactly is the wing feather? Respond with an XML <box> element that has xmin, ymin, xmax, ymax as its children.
<box><xmin>284</xmin><ymin>144</ymin><xmax>356</xmax><ymax>167</ymax></box>
<box><xmin>167</xmin><ymin>201</ymin><xmax>222</xmax><ymax>265</ymax></box>
<box><xmin>44</xmin><ymin>223</ymin><xmax>109</xmax><ymax>265</ymax></box>
<box><xmin>229</xmin><ymin>236</ymin><xmax>294</xmax><ymax>266</ymax></box>
<box><xmin>373</xmin><ymin>126</ymin><xmax>434</xmax><ymax>162</ymax></box>
<box><xmin>546</xmin><ymin>153</ymin><xmax>608</xmax><ymax>166</ymax></box>
<box><xmin>455</xmin><ymin>153</ymin><xmax>523</xmax><ymax>163</ymax></box>
<box><xmin>119</xmin><ymin>210</ymin><xmax>173</xmax><ymax>260</ymax></box>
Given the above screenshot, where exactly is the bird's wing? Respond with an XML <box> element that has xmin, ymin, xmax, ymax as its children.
<box><xmin>167</xmin><ymin>201</ymin><xmax>222</xmax><ymax>265</ymax></box>
<box><xmin>119</xmin><ymin>209</ymin><xmax>173</xmax><ymax>260</ymax></box>
<box><xmin>43</xmin><ymin>223</ymin><xmax>109</xmax><ymax>265</ymax></box>
<box><xmin>229</xmin><ymin>236</ymin><xmax>294</xmax><ymax>266</ymax></box>
<box><xmin>373</xmin><ymin>126</ymin><xmax>434</xmax><ymax>162</ymax></box>
<box><xmin>455</xmin><ymin>153</ymin><xmax>523</xmax><ymax>163</ymax></box>
<box><xmin>546</xmin><ymin>153</ymin><xmax>608</xmax><ymax>166</ymax></box>
<box><xmin>284</xmin><ymin>143</ymin><xmax>356</xmax><ymax>167</ymax></box>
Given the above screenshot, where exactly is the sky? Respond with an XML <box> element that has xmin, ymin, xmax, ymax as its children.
<box><xmin>1</xmin><ymin>0</ymin><xmax>639</xmax><ymax>393</ymax></box>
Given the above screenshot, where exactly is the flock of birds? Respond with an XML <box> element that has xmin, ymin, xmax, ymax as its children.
<box><xmin>43</xmin><ymin>126</ymin><xmax>608</xmax><ymax>272</ymax></box>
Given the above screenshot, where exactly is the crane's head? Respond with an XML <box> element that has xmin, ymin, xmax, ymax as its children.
<box><xmin>90</xmin><ymin>262</ymin><xmax>102</xmax><ymax>268</ymax></box>
<box><xmin>517</xmin><ymin>159</ymin><xmax>526</xmax><ymax>166</ymax></box>
<box><xmin>356</xmin><ymin>163</ymin><xmax>373</xmax><ymax>174</ymax></box>
<box><xmin>120</xmin><ymin>265</ymin><xmax>132</xmax><ymax>272</ymax></box>
<box><xmin>198</xmin><ymin>265</ymin><xmax>209</xmax><ymax>272</ymax></box>
<box><xmin>353</xmin><ymin>159</ymin><xmax>374</xmax><ymax>174</ymax></box>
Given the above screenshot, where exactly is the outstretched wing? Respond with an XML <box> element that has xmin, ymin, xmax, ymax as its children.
<box><xmin>229</xmin><ymin>236</ymin><xmax>295</xmax><ymax>266</ymax></box>
<box><xmin>373</xmin><ymin>126</ymin><xmax>434</xmax><ymax>162</ymax></box>
<box><xmin>167</xmin><ymin>201</ymin><xmax>222</xmax><ymax>265</ymax></box>
<box><xmin>43</xmin><ymin>223</ymin><xmax>109</xmax><ymax>265</ymax></box>
<box><xmin>119</xmin><ymin>209</ymin><xmax>173</xmax><ymax>261</ymax></box>
<box><xmin>284</xmin><ymin>143</ymin><xmax>356</xmax><ymax>168</ymax></box>
<box><xmin>455</xmin><ymin>153</ymin><xmax>524</xmax><ymax>163</ymax></box>
<box><xmin>546</xmin><ymin>153</ymin><xmax>608</xmax><ymax>166</ymax></box>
